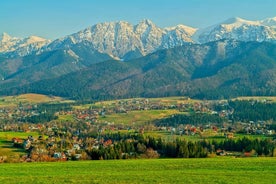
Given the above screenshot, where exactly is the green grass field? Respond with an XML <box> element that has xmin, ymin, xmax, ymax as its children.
<box><xmin>0</xmin><ymin>93</ymin><xmax>72</xmax><ymax>108</ymax></box>
<box><xmin>0</xmin><ymin>132</ymin><xmax>41</xmax><ymax>160</ymax></box>
<box><xmin>57</xmin><ymin>114</ymin><xmax>75</xmax><ymax>122</ymax></box>
<box><xmin>0</xmin><ymin>158</ymin><xmax>275</xmax><ymax>183</ymax></box>
<box><xmin>99</xmin><ymin>109</ymin><xmax>183</xmax><ymax>125</ymax></box>
<box><xmin>0</xmin><ymin>132</ymin><xmax>40</xmax><ymax>140</ymax></box>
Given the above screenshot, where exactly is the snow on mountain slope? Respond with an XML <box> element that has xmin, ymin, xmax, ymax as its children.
<box><xmin>163</xmin><ymin>24</ymin><xmax>197</xmax><ymax>48</ymax></box>
<box><xmin>194</xmin><ymin>17</ymin><xmax>276</xmax><ymax>43</ymax></box>
<box><xmin>0</xmin><ymin>33</ymin><xmax>21</xmax><ymax>52</ymax></box>
<box><xmin>134</xmin><ymin>19</ymin><xmax>164</xmax><ymax>54</ymax></box>
<box><xmin>0</xmin><ymin>33</ymin><xmax>50</xmax><ymax>57</ymax></box>
<box><xmin>44</xmin><ymin>19</ymin><xmax>196</xmax><ymax>59</ymax></box>
<box><xmin>261</xmin><ymin>17</ymin><xmax>276</xmax><ymax>28</ymax></box>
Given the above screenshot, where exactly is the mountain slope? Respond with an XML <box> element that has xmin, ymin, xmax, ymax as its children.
<box><xmin>4</xmin><ymin>40</ymin><xmax>276</xmax><ymax>100</ymax></box>
<box><xmin>0</xmin><ymin>41</ymin><xmax>112</xmax><ymax>89</ymax></box>
<box><xmin>1</xmin><ymin>17</ymin><xmax>276</xmax><ymax>100</ymax></box>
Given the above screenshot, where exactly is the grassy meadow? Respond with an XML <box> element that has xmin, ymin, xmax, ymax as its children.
<box><xmin>0</xmin><ymin>132</ymin><xmax>41</xmax><ymax>161</ymax></box>
<box><xmin>0</xmin><ymin>93</ymin><xmax>72</xmax><ymax>108</ymax></box>
<box><xmin>0</xmin><ymin>158</ymin><xmax>275</xmax><ymax>184</ymax></box>
<box><xmin>99</xmin><ymin>109</ymin><xmax>183</xmax><ymax>125</ymax></box>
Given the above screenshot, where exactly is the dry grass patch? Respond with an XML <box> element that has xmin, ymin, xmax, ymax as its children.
<box><xmin>233</xmin><ymin>96</ymin><xmax>276</xmax><ymax>102</ymax></box>
<box><xmin>16</xmin><ymin>93</ymin><xmax>63</xmax><ymax>103</ymax></box>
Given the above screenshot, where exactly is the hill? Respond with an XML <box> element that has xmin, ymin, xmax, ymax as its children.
<box><xmin>0</xmin><ymin>41</ymin><xmax>112</xmax><ymax>89</ymax></box>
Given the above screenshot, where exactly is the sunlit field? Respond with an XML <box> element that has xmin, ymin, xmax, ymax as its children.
<box><xmin>0</xmin><ymin>158</ymin><xmax>275</xmax><ymax>184</ymax></box>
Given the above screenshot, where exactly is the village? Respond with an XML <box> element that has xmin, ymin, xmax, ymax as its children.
<box><xmin>0</xmin><ymin>97</ymin><xmax>275</xmax><ymax>162</ymax></box>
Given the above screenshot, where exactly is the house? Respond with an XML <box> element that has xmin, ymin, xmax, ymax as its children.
<box><xmin>23</xmin><ymin>139</ymin><xmax>31</xmax><ymax>149</ymax></box>
<box><xmin>53</xmin><ymin>152</ymin><xmax>67</xmax><ymax>160</ymax></box>
<box><xmin>53</xmin><ymin>152</ymin><xmax>62</xmax><ymax>159</ymax></box>
<box><xmin>12</xmin><ymin>137</ymin><xmax>23</xmax><ymax>144</ymax></box>
<box><xmin>73</xmin><ymin>144</ymin><xmax>81</xmax><ymax>150</ymax></box>
<box><xmin>103</xmin><ymin>139</ymin><xmax>112</xmax><ymax>147</ymax></box>
<box><xmin>243</xmin><ymin>152</ymin><xmax>258</xmax><ymax>157</ymax></box>
<box><xmin>225</xmin><ymin>133</ymin><xmax>234</xmax><ymax>139</ymax></box>
<box><xmin>74</xmin><ymin>154</ymin><xmax>82</xmax><ymax>160</ymax></box>
<box><xmin>216</xmin><ymin>149</ymin><xmax>226</xmax><ymax>156</ymax></box>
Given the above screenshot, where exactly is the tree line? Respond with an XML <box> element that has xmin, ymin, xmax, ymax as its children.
<box><xmin>228</xmin><ymin>100</ymin><xmax>276</xmax><ymax>122</ymax></box>
<box><xmin>85</xmin><ymin>133</ymin><xmax>276</xmax><ymax>160</ymax></box>
<box><xmin>154</xmin><ymin>113</ymin><xmax>225</xmax><ymax>127</ymax></box>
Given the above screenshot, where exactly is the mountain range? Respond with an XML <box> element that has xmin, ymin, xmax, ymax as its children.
<box><xmin>0</xmin><ymin>17</ymin><xmax>276</xmax><ymax>100</ymax></box>
<box><xmin>1</xmin><ymin>17</ymin><xmax>276</xmax><ymax>59</ymax></box>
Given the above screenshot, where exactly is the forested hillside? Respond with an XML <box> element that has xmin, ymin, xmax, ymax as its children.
<box><xmin>1</xmin><ymin>40</ymin><xmax>276</xmax><ymax>100</ymax></box>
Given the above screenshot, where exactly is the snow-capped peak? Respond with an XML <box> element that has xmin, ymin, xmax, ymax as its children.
<box><xmin>45</xmin><ymin>19</ymin><xmax>195</xmax><ymax>59</ymax></box>
<box><xmin>135</xmin><ymin>19</ymin><xmax>160</xmax><ymax>34</ymax></box>
<box><xmin>26</xmin><ymin>36</ymin><xmax>48</xmax><ymax>43</ymax></box>
<box><xmin>138</xmin><ymin>19</ymin><xmax>156</xmax><ymax>27</ymax></box>
<box><xmin>0</xmin><ymin>33</ymin><xmax>20</xmax><ymax>52</ymax></box>
<box><xmin>221</xmin><ymin>17</ymin><xmax>259</xmax><ymax>26</ymax></box>
<box><xmin>1</xmin><ymin>32</ymin><xmax>11</xmax><ymax>41</ymax></box>
<box><xmin>261</xmin><ymin>17</ymin><xmax>276</xmax><ymax>28</ymax></box>
<box><xmin>2</xmin><ymin>16</ymin><xmax>276</xmax><ymax>59</ymax></box>
<box><xmin>0</xmin><ymin>33</ymin><xmax>50</xmax><ymax>57</ymax></box>
<box><xmin>195</xmin><ymin>16</ymin><xmax>276</xmax><ymax>43</ymax></box>
<box><xmin>0</xmin><ymin>32</ymin><xmax>18</xmax><ymax>42</ymax></box>
<box><xmin>164</xmin><ymin>24</ymin><xmax>197</xmax><ymax>35</ymax></box>
<box><xmin>36</xmin><ymin>17</ymin><xmax>276</xmax><ymax>59</ymax></box>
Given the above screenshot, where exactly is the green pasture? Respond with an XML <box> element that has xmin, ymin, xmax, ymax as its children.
<box><xmin>144</xmin><ymin>131</ymin><xmax>213</xmax><ymax>142</ymax></box>
<box><xmin>144</xmin><ymin>131</ymin><xmax>200</xmax><ymax>142</ymax></box>
<box><xmin>0</xmin><ymin>132</ymin><xmax>40</xmax><ymax>140</ymax></box>
<box><xmin>0</xmin><ymin>132</ymin><xmax>41</xmax><ymax>160</ymax></box>
<box><xmin>99</xmin><ymin>109</ymin><xmax>183</xmax><ymax>125</ymax></box>
<box><xmin>0</xmin><ymin>93</ymin><xmax>71</xmax><ymax>108</ymax></box>
<box><xmin>143</xmin><ymin>130</ymin><xmax>275</xmax><ymax>143</ymax></box>
<box><xmin>0</xmin><ymin>158</ymin><xmax>275</xmax><ymax>183</ymax></box>
<box><xmin>57</xmin><ymin>114</ymin><xmax>75</xmax><ymax>122</ymax></box>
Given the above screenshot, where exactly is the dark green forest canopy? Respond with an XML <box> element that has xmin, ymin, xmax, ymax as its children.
<box><xmin>154</xmin><ymin>113</ymin><xmax>225</xmax><ymax>127</ymax></box>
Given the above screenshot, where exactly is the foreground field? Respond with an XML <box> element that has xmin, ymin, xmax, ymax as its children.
<box><xmin>0</xmin><ymin>158</ymin><xmax>275</xmax><ymax>184</ymax></box>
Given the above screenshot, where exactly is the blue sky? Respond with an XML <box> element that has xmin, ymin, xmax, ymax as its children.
<box><xmin>1</xmin><ymin>0</ymin><xmax>276</xmax><ymax>39</ymax></box>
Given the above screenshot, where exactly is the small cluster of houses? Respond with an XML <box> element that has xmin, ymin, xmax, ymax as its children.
<box><xmin>240</xmin><ymin>121</ymin><xmax>274</xmax><ymax>135</ymax></box>
<box><xmin>10</xmin><ymin>130</ymin><xmax>118</xmax><ymax>162</ymax></box>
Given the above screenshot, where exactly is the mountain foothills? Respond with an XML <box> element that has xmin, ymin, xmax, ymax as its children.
<box><xmin>0</xmin><ymin>17</ymin><xmax>276</xmax><ymax>100</ymax></box>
